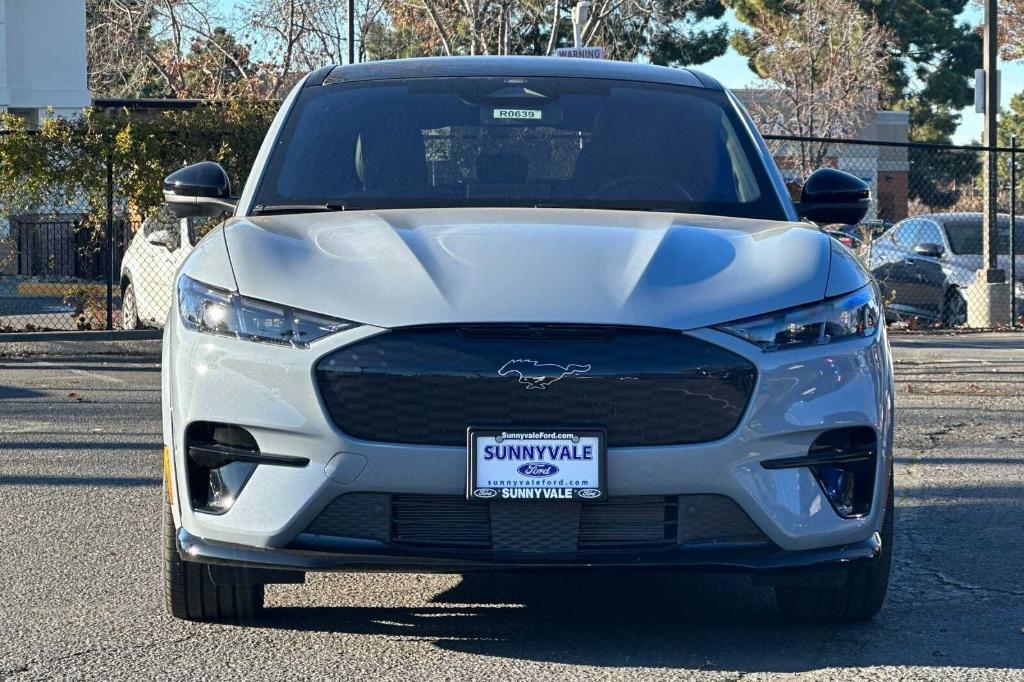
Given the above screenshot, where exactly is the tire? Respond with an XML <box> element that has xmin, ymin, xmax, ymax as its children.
<box><xmin>162</xmin><ymin>503</ymin><xmax>264</xmax><ymax>623</ymax></box>
<box><xmin>774</xmin><ymin>477</ymin><xmax>894</xmax><ymax>622</ymax></box>
<box><xmin>942</xmin><ymin>287</ymin><xmax>967</xmax><ymax>328</ymax></box>
<box><xmin>122</xmin><ymin>282</ymin><xmax>141</xmax><ymax>330</ymax></box>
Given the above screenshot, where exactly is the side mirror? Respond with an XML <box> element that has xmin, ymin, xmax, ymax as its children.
<box><xmin>163</xmin><ymin>162</ymin><xmax>236</xmax><ymax>218</ymax></box>
<box><xmin>913</xmin><ymin>242</ymin><xmax>945</xmax><ymax>259</ymax></box>
<box><xmin>146</xmin><ymin>229</ymin><xmax>174</xmax><ymax>249</ymax></box>
<box><xmin>795</xmin><ymin>168</ymin><xmax>871</xmax><ymax>226</ymax></box>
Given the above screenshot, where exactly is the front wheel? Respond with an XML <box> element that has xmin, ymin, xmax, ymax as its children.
<box><xmin>162</xmin><ymin>503</ymin><xmax>264</xmax><ymax>622</ymax></box>
<box><xmin>774</xmin><ymin>478</ymin><xmax>894</xmax><ymax>622</ymax></box>
<box><xmin>121</xmin><ymin>282</ymin><xmax>141</xmax><ymax>330</ymax></box>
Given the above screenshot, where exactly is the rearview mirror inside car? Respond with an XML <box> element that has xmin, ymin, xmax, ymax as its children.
<box><xmin>163</xmin><ymin>162</ymin><xmax>237</xmax><ymax>218</ymax></box>
<box><xmin>794</xmin><ymin>168</ymin><xmax>871</xmax><ymax>226</ymax></box>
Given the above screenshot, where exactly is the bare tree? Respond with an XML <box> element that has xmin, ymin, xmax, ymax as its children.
<box><xmin>974</xmin><ymin>0</ymin><xmax>1024</xmax><ymax>61</ymax></box>
<box><xmin>740</xmin><ymin>0</ymin><xmax>893</xmax><ymax>177</ymax></box>
<box><xmin>86</xmin><ymin>0</ymin><xmax>264</xmax><ymax>98</ymax></box>
<box><xmin>383</xmin><ymin>0</ymin><xmax>725</xmax><ymax>61</ymax></box>
<box><xmin>86</xmin><ymin>0</ymin><xmax>160</xmax><ymax>96</ymax></box>
<box><xmin>235</xmin><ymin>0</ymin><xmax>350</xmax><ymax>97</ymax></box>
<box><xmin>87</xmin><ymin>0</ymin><xmax>727</xmax><ymax>99</ymax></box>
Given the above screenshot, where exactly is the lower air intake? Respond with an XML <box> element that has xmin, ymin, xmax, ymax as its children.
<box><xmin>299</xmin><ymin>493</ymin><xmax>768</xmax><ymax>552</ymax></box>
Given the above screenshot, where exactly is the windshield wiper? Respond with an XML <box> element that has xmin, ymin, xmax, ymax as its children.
<box><xmin>251</xmin><ymin>202</ymin><xmax>348</xmax><ymax>215</ymax></box>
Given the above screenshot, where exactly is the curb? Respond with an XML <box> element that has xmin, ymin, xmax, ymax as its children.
<box><xmin>0</xmin><ymin>330</ymin><xmax>161</xmax><ymax>343</ymax></box>
<box><xmin>0</xmin><ymin>333</ymin><xmax>162</xmax><ymax>359</ymax></box>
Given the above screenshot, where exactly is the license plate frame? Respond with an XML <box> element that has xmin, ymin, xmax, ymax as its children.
<box><xmin>466</xmin><ymin>427</ymin><xmax>606</xmax><ymax>502</ymax></box>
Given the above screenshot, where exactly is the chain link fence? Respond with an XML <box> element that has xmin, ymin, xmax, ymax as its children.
<box><xmin>0</xmin><ymin>139</ymin><xmax>176</xmax><ymax>334</ymax></box>
<box><xmin>0</xmin><ymin>100</ymin><xmax>271</xmax><ymax>334</ymax></box>
<box><xmin>763</xmin><ymin>134</ymin><xmax>1022</xmax><ymax>329</ymax></box>
<box><xmin>0</xmin><ymin>125</ymin><xmax>1021</xmax><ymax>334</ymax></box>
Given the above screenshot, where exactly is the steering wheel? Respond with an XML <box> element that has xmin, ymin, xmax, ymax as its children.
<box><xmin>589</xmin><ymin>175</ymin><xmax>694</xmax><ymax>202</ymax></box>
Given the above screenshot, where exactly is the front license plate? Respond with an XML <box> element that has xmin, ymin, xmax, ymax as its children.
<box><xmin>467</xmin><ymin>428</ymin><xmax>606</xmax><ymax>501</ymax></box>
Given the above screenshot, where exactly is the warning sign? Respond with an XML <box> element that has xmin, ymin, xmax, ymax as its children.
<box><xmin>554</xmin><ymin>47</ymin><xmax>604</xmax><ymax>59</ymax></box>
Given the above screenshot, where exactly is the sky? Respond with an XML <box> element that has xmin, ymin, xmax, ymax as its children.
<box><xmin>214</xmin><ymin>1</ymin><xmax>1020</xmax><ymax>144</ymax></box>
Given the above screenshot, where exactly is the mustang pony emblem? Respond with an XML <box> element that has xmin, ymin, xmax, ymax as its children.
<box><xmin>497</xmin><ymin>359</ymin><xmax>592</xmax><ymax>389</ymax></box>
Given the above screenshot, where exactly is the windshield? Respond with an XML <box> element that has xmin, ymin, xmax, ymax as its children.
<box><xmin>252</xmin><ymin>77</ymin><xmax>787</xmax><ymax>220</ymax></box>
<box><xmin>945</xmin><ymin>220</ymin><xmax>1024</xmax><ymax>255</ymax></box>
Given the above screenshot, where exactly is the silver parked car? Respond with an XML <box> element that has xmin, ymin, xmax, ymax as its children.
<box><xmin>160</xmin><ymin>57</ymin><xmax>893</xmax><ymax>624</ymax></box>
<box><xmin>869</xmin><ymin>213</ymin><xmax>1024</xmax><ymax>326</ymax></box>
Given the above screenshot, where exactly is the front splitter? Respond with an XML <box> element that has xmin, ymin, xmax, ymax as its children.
<box><xmin>178</xmin><ymin>527</ymin><xmax>881</xmax><ymax>575</ymax></box>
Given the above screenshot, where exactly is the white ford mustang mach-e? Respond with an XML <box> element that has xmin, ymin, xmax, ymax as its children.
<box><xmin>161</xmin><ymin>57</ymin><xmax>894</xmax><ymax>623</ymax></box>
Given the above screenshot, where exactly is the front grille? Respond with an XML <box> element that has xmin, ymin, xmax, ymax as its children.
<box><xmin>315</xmin><ymin>325</ymin><xmax>756</xmax><ymax>447</ymax></box>
<box><xmin>578</xmin><ymin>495</ymin><xmax>677</xmax><ymax>549</ymax></box>
<box><xmin>392</xmin><ymin>494</ymin><xmax>491</xmax><ymax>548</ymax></box>
<box><xmin>300</xmin><ymin>493</ymin><xmax>768</xmax><ymax>552</ymax></box>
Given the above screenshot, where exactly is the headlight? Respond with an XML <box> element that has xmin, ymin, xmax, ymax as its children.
<box><xmin>715</xmin><ymin>286</ymin><xmax>880</xmax><ymax>351</ymax></box>
<box><xmin>177</xmin><ymin>275</ymin><xmax>356</xmax><ymax>348</ymax></box>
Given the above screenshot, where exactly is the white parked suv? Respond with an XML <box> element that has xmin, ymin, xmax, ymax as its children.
<box><xmin>120</xmin><ymin>207</ymin><xmax>215</xmax><ymax>329</ymax></box>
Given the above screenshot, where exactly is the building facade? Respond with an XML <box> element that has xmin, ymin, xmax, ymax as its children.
<box><xmin>0</xmin><ymin>0</ymin><xmax>90</xmax><ymax>124</ymax></box>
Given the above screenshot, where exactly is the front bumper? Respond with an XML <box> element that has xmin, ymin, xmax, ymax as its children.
<box><xmin>163</xmin><ymin>316</ymin><xmax>894</xmax><ymax>560</ymax></box>
<box><xmin>178</xmin><ymin>526</ymin><xmax>882</xmax><ymax>574</ymax></box>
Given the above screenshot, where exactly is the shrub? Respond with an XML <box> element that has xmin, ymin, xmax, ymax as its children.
<box><xmin>0</xmin><ymin>101</ymin><xmax>278</xmax><ymax>233</ymax></box>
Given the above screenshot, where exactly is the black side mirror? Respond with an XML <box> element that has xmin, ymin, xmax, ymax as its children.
<box><xmin>146</xmin><ymin>228</ymin><xmax>175</xmax><ymax>249</ymax></box>
<box><xmin>913</xmin><ymin>242</ymin><xmax>945</xmax><ymax>259</ymax></box>
<box><xmin>164</xmin><ymin>162</ymin><xmax>237</xmax><ymax>218</ymax></box>
<box><xmin>795</xmin><ymin>168</ymin><xmax>871</xmax><ymax>226</ymax></box>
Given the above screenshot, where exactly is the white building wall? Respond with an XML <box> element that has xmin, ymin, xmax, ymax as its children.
<box><xmin>0</xmin><ymin>1</ymin><xmax>8</xmax><ymax>110</ymax></box>
<box><xmin>0</xmin><ymin>0</ymin><xmax>90</xmax><ymax>119</ymax></box>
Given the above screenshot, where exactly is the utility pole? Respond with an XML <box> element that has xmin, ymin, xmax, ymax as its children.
<box><xmin>571</xmin><ymin>2</ymin><xmax>590</xmax><ymax>48</ymax></box>
<box><xmin>348</xmin><ymin>0</ymin><xmax>356</xmax><ymax>64</ymax></box>
<box><xmin>971</xmin><ymin>0</ymin><xmax>1012</xmax><ymax>326</ymax></box>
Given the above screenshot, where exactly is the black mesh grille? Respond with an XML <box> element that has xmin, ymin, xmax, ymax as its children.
<box><xmin>301</xmin><ymin>493</ymin><xmax>767</xmax><ymax>551</ymax></box>
<box><xmin>392</xmin><ymin>494</ymin><xmax>491</xmax><ymax>548</ymax></box>
<box><xmin>305</xmin><ymin>492</ymin><xmax>390</xmax><ymax>541</ymax></box>
<box><xmin>677</xmin><ymin>494</ymin><xmax>768</xmax><ymax>545</ymax></box>
<box><xmin>578</xmin><ymin>495</ymin><xmax>678</xmax><ymax>548</ymax></box>
<box><xmin>315</xmin><ymin>325</ymin><xmax>756</xmax><ymax>447</ymax></box>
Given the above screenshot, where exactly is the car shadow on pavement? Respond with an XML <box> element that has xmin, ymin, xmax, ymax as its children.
<box><xmin>256</xmin><ymin>566</ymin><xmax>1023</xmax><ymax>673</ymax></box>
<box><xmin>0</xmin><ymin>385</ymin><xmax>47</xmax><ymax>399</ymax></box>
<box><xmin>249</xmin><ymin>488</ymin><xmax>1024</xmax><ymax>674</ymax></box>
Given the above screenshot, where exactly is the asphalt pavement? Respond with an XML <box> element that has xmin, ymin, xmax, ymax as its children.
<box><xmin>1</xmin><ymin>334</ymin><xmax>1023</xmax><ymax>680</ymax></box>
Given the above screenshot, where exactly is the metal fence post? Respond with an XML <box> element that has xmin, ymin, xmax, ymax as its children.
<box><xmin>105</xmin><ymin>141</ymin><xmax>114</xmax><ymax>330</ymax></box>
<box><xmin>1013</xmin><ymin>136</ymin><xmax>1019</xmax><ymax>327</ymax></box>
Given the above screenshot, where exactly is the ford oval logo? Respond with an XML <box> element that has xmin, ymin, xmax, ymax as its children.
<box><xmin>517</xmin><ymin>463</ymin><xmax>559</xmax><ymax>477</ymax></box>
<box><xmin>473</xmin><ymin>488</ymin><xmax>497</xmax><ymax>498</ymax></box>
<box><xmin>577</xmin><ymin>488</ymin><xmax>602</xmax><ymax>499</ymax></box>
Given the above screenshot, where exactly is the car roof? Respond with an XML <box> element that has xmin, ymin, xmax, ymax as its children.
<box><xmin>905</xmin><ymin>213</ymin><xmax>1021</xmax><ymax>226</ymax></box>
<box><xmin>890</xmin><ymin>215</ymin><xmax>1024</xmax><ymax>240</ymax></box>
<box><xmin>906</xmin><ymin>213</ymin><xmax>982</xmax><ymax>225</ymax></box>
<box><xmin>313</xmin><ymin>56</ymin><xmax>719</xmax><ymax>90</ymax></box>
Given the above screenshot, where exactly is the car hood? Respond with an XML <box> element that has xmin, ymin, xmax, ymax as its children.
<box><xmin>222</xmin><ymin>208</ymin><xmax>837</xmax><ymax>330</ymax></box>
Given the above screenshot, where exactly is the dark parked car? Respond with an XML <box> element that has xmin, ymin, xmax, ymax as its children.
<box><xmin>868</xmin><ymin>213</ymin><xmax>1024</xmax><ymax>326</ymax></box>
